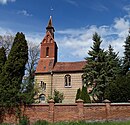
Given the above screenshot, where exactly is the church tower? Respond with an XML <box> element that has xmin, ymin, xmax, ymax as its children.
<box><xmin>35</xmin><ymin>16</ymin><xmax>86</xmax><ymax>103</ymax></box>
<box><xmin>36</xmin><ymin>16</ymin><xmax>58</xmax><ymax>73</ymax></box>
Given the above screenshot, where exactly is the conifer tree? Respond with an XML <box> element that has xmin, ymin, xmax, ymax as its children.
<box><xmin>106</xmin><ymin>45</ymin><xmax>121</xmax><ymax>81</ymax></box>
<box><xmin>81</xmin><ymin>86</ymin><xmax>90</xmax><ymax>103</ymax></box>
<box><xmin>104</xmin><ymin>76</ymin><xmax>130</xmax><ymax>102</ymax></box>
<box><xmin>76</xmin><ymin>87</ymin><xmax>90</xmax><ymax>103</ymax></box>
<box><xmin>76</xmin><ymin>88</ymin><xmax>81</xmax><ymax>101</ymax></box>
<box><xmin>103</xmin><ymin>45</ymin><xmax>122</xmax><ymax>100</ymax></box>
<box><xmin>0</xmin><ymin>47</ymin><xmax>6</xmax><ymax>73</ymax></box>
<box><xmin>84</xmin><ymin>33</ymin><xmax>107</xmax><ymax>102</ymax></box>
<box><xmin>22</xmin><ymin>72</ymin><xmax>35</xmax><ymax>104</ymax></box>
<box><xmin>122</xmin><ymin>33</ymin><xmax>130</xmax><ymax>75</ymax></box>
<box><xmin>0</xmin><ymin>32</ymin><xmax>28</xmax><ymax>107</ymax></box>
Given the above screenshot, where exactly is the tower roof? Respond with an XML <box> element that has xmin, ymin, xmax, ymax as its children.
<box><xmin>46</xmin><ymin>16</ymin><xmax>55</xmax><ymax>38</ymax></box>
<box><xmin>47</xmin><ymin>16</ymin><xmax>53</xmax><ymax>28</ymax></box>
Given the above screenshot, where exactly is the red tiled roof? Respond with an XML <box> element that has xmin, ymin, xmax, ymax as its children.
<box><xmin>53</xmin><ymin>61</ymin><xmax>86</xmax><ymax>72</ymax></box>
<box><xmin>36</xmin><ymin>58</ymin><xmax>55</xmax><ymax>73</ymax></box>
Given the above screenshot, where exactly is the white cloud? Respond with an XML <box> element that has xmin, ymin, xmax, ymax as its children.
<box><xmin>0</xmin><ymin>0</ymin><xmax>15</xmax><ymax>4</ymax></box>
<box><xmin>63</xmin><ymin>0</ymin><xmax>78</xmax><ymax>7</ymax></box>
<box><xmin>0</xmin><ymin>27</ymin><xmax>41</xmax><ymax>47</ymax></box>
<box><xmin>114</xmin><ymin>18</ymin><xmax>129</xmax><ymax>31</ymax></box>
<box><xmin>56</xmin><ymin>16</ymin><xmax>130</xmax><ymax>60</ymax></box>
<box><xmin>0</xmin><ymin>4</ymin><xmax>130</xmax><ymax>62</ymax></box>
<box><xmin>123</xmin><ymin>4</ymin><xmax>130</xmax><ymax>18</ymax></box>
<box><xmin>17</xmin><ymin>10</ymin><xmax>32</xmax><ymax>17</ymax></box>
<box><xmin>92</xmin><ymin>3</ymin><xmax>108</xmax><ymax>12</ymax></box>
<box><xmin>0</xmin><ymin>13</ymin><xmax>129</xmax><ymax>61</ymax></box>
<box><xmin>0</xmin><ymin>27</ymin><xmax>14</xmax><ymax>35</ymax></box>
<box><xmin>123</xmin><ymin>5</ymin><xmax>130</xmax><ymax>13</ymax></box>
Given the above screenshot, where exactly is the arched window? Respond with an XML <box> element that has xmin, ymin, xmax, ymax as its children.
<box><xmin>64</xmin><ymin>74</ymin><xmax>71</xmax><ymax>87</ymax></box>
<box><xmin>39</xmin><ymin>94</ymin><xmax>45</xmax><ymax>103</ymax></box>
<box><xmin>40</xmin><ymin>81</ymin><xmax>46</xmax><ymax>90</ymax></box>
<box><xmin>46</xmin><ymin>47</ymin><xmax>49</xmax><ymax>57</ymax></box>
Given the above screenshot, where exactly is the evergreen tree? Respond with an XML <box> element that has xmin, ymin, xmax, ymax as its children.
<box><xmin>22</xmin><ymin>71</ymin><xmax>35</xmax><ymax>104</ymax></box>
<box><xmin>0</xmin><ymin>47</ymin><xmax>6</xmax><ymax>73</ymax></box>
<box><xmin>84</xmin><ymin>33</ymin><xmax>108</xmax><ymax>102</ymax></box>
<box><xmin>103</xmin><ymin>45</ymin><xmax>122</xmax><ymax>100</ymax></box>
<box><xmin>53</xmin><ymin>89</ymin><xmax>64</xmax><ymax>103</ymax></box>
<box><xmin>0</xmin><ymin>47</ymin><xmax>7</xmax><ymax>122</ymax></box>
<box><xmin>76</xmin><ymin>88</ymin><xmax>81</xmax><ymax>101</ymax></box>
<box><xmin>122</xmin><ymin>34</ymin><xmax>130</xmax><ymax>75</ymax></box>
<box><xmin>105</xmin><ymin>45</ymin><xmax>121</xmax><ymax>81</ymax></box>
<box><xmin>0</xmin><ymin>32</ymin><xmax>28</xmax><ymax>107</ymax></box>
<box><xmin>81</xmin><ymin>86</ymin><xmax>90</xmax><ymax>103</ymax></box>
<box><xmin>104</xmin><ymin>75</ymin><xmax>130</xmax><ymax>102</ymax></box>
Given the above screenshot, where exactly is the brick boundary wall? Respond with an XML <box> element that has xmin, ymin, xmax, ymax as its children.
<box><xmin>2</xmin><ymin>99</ymin><xmax>130</xmax><ymax>124</ymax></box>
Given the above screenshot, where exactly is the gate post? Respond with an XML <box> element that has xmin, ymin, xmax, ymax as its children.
<box><xmin>48</xmin><ymin>99</ymin><xmax>54</xmax><ymax>123</ymax></box>
<box><xmin>76</xmin><ymin>99</ymin><xmax>84</xmax><ymax>120</ymax></box>
<box><xmin>103</xmin><ymin>99</ymin><xmax>111</xmax><ymax>121</ymax></box>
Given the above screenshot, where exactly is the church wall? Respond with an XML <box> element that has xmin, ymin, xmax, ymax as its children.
<box><xmin>53</xmin><ymin>72</ymin><xmax>83</xmax><ymax>103</ymax></box>
<box><xmin>34</xmin><ymin>74</ymin><xmax>52</xmax><ymax>102</ymax></box>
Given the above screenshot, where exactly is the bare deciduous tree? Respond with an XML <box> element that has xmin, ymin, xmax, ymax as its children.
<box><xmin>26</xmin><ymin>42</ymin><xmax>40</xmax><ymax>78</ymax></box>
<box><xmin>0</xmin><ymin>34</ymin><xmax>14</xmax><ymax>55</ymax></box>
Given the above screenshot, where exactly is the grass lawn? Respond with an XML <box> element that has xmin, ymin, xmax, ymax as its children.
<box><xmin>1</xmin><ymin>120</ymin><xmax>130</xmax><ymax>125</ymax></box>
<box><xmin>52</xmin><ymin>121</ymin><xmax>130</xmax><ymax>125</ymax></box>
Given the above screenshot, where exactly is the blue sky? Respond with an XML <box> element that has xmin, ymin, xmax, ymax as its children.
<box><xmin>0</xmin><ymin>0</ymin><xmax>130</xmax><ymax>62</ymax></box>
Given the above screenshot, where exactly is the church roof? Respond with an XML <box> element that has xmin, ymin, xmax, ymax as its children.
<box><xmin>47</xmin><ymin>16</ymin><xmax>53</xmax><ymax>28</ymax></box>
<box><xmin>36</xmin><ymin>58</ymin><xmax>55</xmax><ymax>73</ymax></box>
<box><xmin>53</xmin><ymin>61</ymin><xmax>86</xmax><ymax>72</ymax></box>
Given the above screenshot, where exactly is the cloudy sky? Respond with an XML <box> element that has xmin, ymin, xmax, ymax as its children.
<box><xmin>0</xmin><ymin>0</ymin><xmax>130</xmax><ymax>62</ymax></box>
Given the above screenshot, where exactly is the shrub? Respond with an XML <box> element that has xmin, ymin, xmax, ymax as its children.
<box><xmin>33</xmin><ymin>120</ymin><xmax>48</xmax><ymax>125</ymax></box>
<box><xmin>19</xmin><ymin>116</ymin><xmax>30</xmax><ymax>125</ymax></box>
<box><xmin>75</xmin><ymin>88</ymin><xmax>81</xmax><ymax>101</ymax></box>
<box><xmin>48</xmin><ymin>89</ymin><xmax>64</xmax><ymax>103</ymax></box>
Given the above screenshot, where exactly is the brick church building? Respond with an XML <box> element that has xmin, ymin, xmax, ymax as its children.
<box><xmin>34</xmin><ymin>16</ymin><xmax>86</xmax><ymax>103</ymax></box>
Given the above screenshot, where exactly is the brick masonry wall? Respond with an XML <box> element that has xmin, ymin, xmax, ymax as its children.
<box><xmin>2</xmin><ymin>100</ymin><xmax>130</xmax><ymax>124</ymax></box>
<box><xmin>54</xmin><ymin>104</ymin><xmax>78</xmax><ymax>122</ymax></box>
<box><xmin>84</xmin><ymin>103</ymin><xmax>106</xmax><ymax>120</ymax></box>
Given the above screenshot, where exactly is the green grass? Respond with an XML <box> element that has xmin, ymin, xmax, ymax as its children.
<box><xmin>1</xmin><ymin>120</ymin><xmax>130</xmax><ymax>125</ymax></box>
<box><xmin>52</xmin><ymin>121</ymin><xmax>130</xmax><ymax>125</ymax></box>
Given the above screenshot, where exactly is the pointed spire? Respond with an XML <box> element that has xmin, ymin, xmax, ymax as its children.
<box><xmin>46</xmin><ymin>16</ymin><xmax>55</xmax><ymax>38</ymax></box>
<box><xmin>47</xmin><ymin>16</ymin><xmax>53</xmax><ymax>28</ymax></box>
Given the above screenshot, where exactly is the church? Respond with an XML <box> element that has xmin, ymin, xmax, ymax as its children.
<box><xmin>34</xmin><ymin>16</ymin><xmax>86</xmax><ymax>103</ymax></box>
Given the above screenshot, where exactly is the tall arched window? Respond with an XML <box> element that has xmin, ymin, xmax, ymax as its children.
<box><xmin>40</xmin><ymin>81</ymin><xmax>46</xmax><ymax>90</ymax></box>
<box><xmin>64</xmin><ymin>74</ymin><xmax>71</xmax><ymax>87</ymax></box>
<box><xmin>46</xmin><ymin>47</ymin><xmax>49</xmax><ymax>57</ymax></box>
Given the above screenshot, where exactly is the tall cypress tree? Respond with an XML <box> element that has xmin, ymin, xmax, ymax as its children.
<box><xmin>0</xmin><ymin>32</ymin><xmax>28</xmax><ymax>107</ymax></box>
<box><xmin>83</xmin><ymin>33</ymin><xmax>108</xmax><ymax>102</ymax></box>
<box><xmin>0</xmin><ymin>47</ymin><xmax>7</xmax><ymax>121</ymax></box>
<box><xmin>0</xmin><ymin>47</ymin><xmax>6</xmax><ymax>73</ymax></box>
<box><xmin>122</xmin><ymin>34</ymin><xmax>130</xmax><ymax>75</ymax></box>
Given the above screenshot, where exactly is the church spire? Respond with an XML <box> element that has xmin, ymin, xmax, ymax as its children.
<box><xmin>47</xmin><ymin>16</ymin><xmax>53</xmax><ymax>27</ymax></box>
<box><xmin>46</xmin><ymin>16</ymin><xmax>55</xmax><ymax>38</ymax></box>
